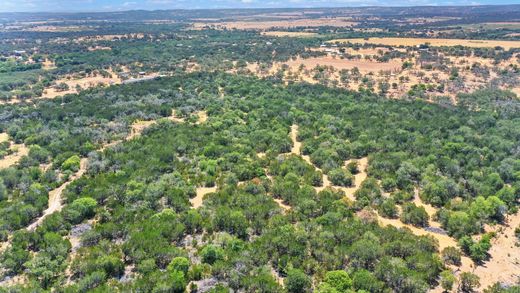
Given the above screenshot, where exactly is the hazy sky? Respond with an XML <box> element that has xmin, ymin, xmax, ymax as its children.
<box><xmin>1</xmin><ymin>0</ymin><xmax>519</xmax><ymax>12</ymax></box>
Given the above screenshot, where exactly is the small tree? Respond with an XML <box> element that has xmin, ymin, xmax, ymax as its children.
<box><xmin>459</xmin><ymin>272</ymin><xmax>480</xmax><ymax>293</ymax></box>
<box><xmin>328</xmin><ymin>168</ymin><xmax>353</xmax><ymax>187</ymax></box>
<box><xmin>440</xmin><ymin>270</ymin><xmax>455</xmax><ymax>292</ymax></box>
<box><xmin>400</xmin><ymin>203</ymin><xmax>429</xmax><ymax>227</ymax></box>
<box><xmin>285</xmin><ymin>269</ymin><xmax>311</xmax><ymax>293</ymax></box>
<box><xmin>441</xmin><ymin>247</ymin><xmax>462</xmax><ymax>266</ymax></box>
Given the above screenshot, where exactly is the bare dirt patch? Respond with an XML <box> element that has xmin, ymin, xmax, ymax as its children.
<box><xmin>190</xmin><ymin>187</ymin><xmax>217</xmax><ymax>209</ymax></box>
<box><xmin>0</xmin><ymin>143</ymin><xmax>29</xmax><ymax>169</ymax></box>
<box><xmin>41</xmin><ymin>69</ymin><xmax>122</xmax><ymax>99</ymax></box>
<box><xmin>472</xmin><ymin>211</ymin><xmax>520</xmax><ymax>289</ymax></box>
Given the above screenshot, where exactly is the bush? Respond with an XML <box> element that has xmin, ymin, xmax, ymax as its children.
<box><xmin>328</xmin><ymin>168</ymin><xmax>354</xmax><ymax>187</ymax></box>
<box><xmin>200</xmin><ymin>245</ymin><xmax>224</xmax><ymax>265</ymax></box>
<box><xmin>346</xmin><ymin>161</ymin><xmax>359</xmax><ymax>174</ymax></box>
<box><xmin>61</xmin><ymin>155</ymin><xmax>81</xmax><ymax>171</ymax></box>
<box><xmin>378</xmin><ymin>199</ymin><xmax>398</xmax><ymax>219</ymax></box>
<box><xmin>285</xmin><ymin>269</ymin><xmax>311</xmax><ymax>293</ymax></box>
<box><xmin>400</xmin><ymin>203</ymin><xmax>429</xmax><ymax>227</ymax></box>
<box><xmin>168</xmin><ymin>257</ymin><xmax>190</xmax><ymax>275</ymax></box>
<box><xmin>63</xmin><ymin>197</ymin><xmax>97</xmax><ymax>224</ymax></box>
<box><xmin>441</xmin><ymin>247</ymin><xmax>462</xmax><ymax>266</ymax></box>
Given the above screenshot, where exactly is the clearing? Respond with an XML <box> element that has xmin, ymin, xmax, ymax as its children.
<box><xmin>0</xmin><ymin>143</ymin><xmax>29</xmax><ymax>169</ymax></box>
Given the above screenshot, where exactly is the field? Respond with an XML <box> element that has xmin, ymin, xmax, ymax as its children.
<box><xmin>261</xmin><ymin>31</ymin><xmax>318</xmax><ymax>37</ymax></box>
<box><xmin>329</xmin><ymin>37</ymin><xmax>520</xmax><ymax>49</ymax></box>
<box><xmin>193</xmin><ymin>17</ymin><xmax>357</xmax><ymax>30</ymax></box>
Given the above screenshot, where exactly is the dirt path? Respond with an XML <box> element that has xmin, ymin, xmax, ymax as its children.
<box><xmin>27</xmin><ymin>158</ymin><xmax>88</xmax><ymax>231</ymax></box>
<box><xmin>290</xmin><ymin>124</ymin><xmax>481</xmax><ymax>289</ymax></box>
<box><xmin>413</xmin><ymin>189</ymin><xmax>443</xmax><ymax>229</ymax></box>
<box><xmin>290</xmin><ymin>125</ymin><xmax>366</xmax><ymax>200</ymax></box>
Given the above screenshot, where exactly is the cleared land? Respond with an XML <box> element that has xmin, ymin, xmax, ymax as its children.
<box><xmin>329</xmin><ymin>37</ymin><xmax>520</xmax><ymax>49</ymax></box>
<box><xmin>284</xmin><ymin>56</ymin><xmax>401</xmax><ymax>74</ymax></box>
<box><xmin>193</xmin><ymin>18</ymin><xmax>356</xmax><ymax>30</ymax></box>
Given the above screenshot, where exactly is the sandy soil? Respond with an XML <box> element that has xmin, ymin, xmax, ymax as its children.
<box><xmin>190</xmin><ymin>187</ymin><xmax>217</xmax><ymax>209</ymax></box>
<box><xmin>329</xmin><ymin>37</ymin><xmax>520</xmax><ymax>49</ymax></box>
<box><xmin>0</xmin><ymin>133</ymin><xmax>8</xmax><ymax>143</ymax></box>
<box><xmin>26</xmin><ymin>158</ymin><xmax>88</xmax><ymax>231</ymax></box>
<box><xmin>0</xmin><ymin>143</ymin><xmax>29</xmax><ymax>169</ymax></box>
<box><xmin>196</xmin><ymin>111</ymin><xmax>208</xmax><ymax>124</ymax></box>
<box><xmin>472</xmin><ymin>211</ymin><xmax>520</xmax><ymax>289</ymax></box>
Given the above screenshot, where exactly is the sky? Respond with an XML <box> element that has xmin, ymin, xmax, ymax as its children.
<box><xmin>1</xmin><ymin>0</ymin><xmax>520</xmax><ymax>12</ymax></box>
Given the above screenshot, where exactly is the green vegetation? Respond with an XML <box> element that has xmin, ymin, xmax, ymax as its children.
<box><xmin>0</xmin><ymin>6</ymin><xmax>520</xmax><ymax>292</ymax></box>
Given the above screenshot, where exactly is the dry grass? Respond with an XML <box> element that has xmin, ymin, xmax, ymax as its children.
<box><xmin>0</xmin><ymin>143</ymin><xmax>29</xmax><ymax>169</ymax></box>
<box><xmin>330</xmin><ymin>37</ymin><xmax>520</xmax><ymax>49</ymax></box>
<box><xmin>193</xmin><ymin>18</ymin><xmax>357</xmax><ymax>30</ymax></box>
<box><xmin>25</xmin><ymin>25</ymin><xmax>90</xmax><ymax>32</ymax></box>
<box><xmin>283</xmin><ymin>56</ymin><xmax>402</xmax><ymax>74</ymax></box>
<box><xmin>261</xmin><ymin>31</ymin><xmax>318</xmax><ymax>37</ymax></box>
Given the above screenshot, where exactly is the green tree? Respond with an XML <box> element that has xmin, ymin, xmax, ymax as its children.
<box><xmin>459</xmin><ymin>272</ymin><xmax>480</xmax><ymax>293</ymax></box>
<box><xmin>285</xmin><ymin>269</ymin><xmax>311</xmax><ymax>293</ymax></box>
<box><xmin>440</xmin><ymin>270</ymin><xmax>456</xmax><ymax>292</ymax></box>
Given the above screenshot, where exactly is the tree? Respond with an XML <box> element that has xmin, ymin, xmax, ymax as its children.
<box><xmin>352</xmin><ymin>269</ymin><xmax>385</xmax><ymax>293</ymax></box>
<box><xmin>441</xmin><ymin>247</ymin><xmax>462</xmax><ymax>266</ymax></box>
<box><xmin>200</xmin><ymin>245</ymin><xmax>224</xmax><ymax>265</ymax></box>
<box><xmin>285</xmin><ymin>269</ymin><xmax>311</xmax><ymax>293</ymax></box>
<box><xmin>378</xmin><ymin>199</ymin><xmax>398</xmax><ymax>218</ymax></box>
<box><xmin>459</xmin><ymin>272</ymin><xmax>480</xmax><ymax>293</ymax></box>
<box><xmin>322</xmin><ymin>270</ymin><xmax>352</xmax><ymax>292</ymax></box>
<box><xmin>400</xmin><ymin>203</ymin><xmax>429</xmax><ymax>227</ymax></box>
<box><xmin>328</xmin><ymin>168</ymin><xmax>353</xmax><ymax>187</ymax></box>
<box><xmin>440</xmin><ymin>270</ymin><xmax>456</xmax><ymax>292</ymax></box>
<box><xmin>62</xmin><ymin>155</ymin><xmax>81</xmax><ymax>171</ymax></box>
<box><xmin>168</xmin><ymin>257</ymin><xmax>190</xmax><ymax>276</ymax></box>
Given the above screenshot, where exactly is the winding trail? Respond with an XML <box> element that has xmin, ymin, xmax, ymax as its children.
<box><xmin>290</xmin><ymin>124</ymin><xmax>483</xmax><ymax>290</ymax></box>
<box><xmin>27</xmin><ymin>158</ymin><xmax>88</xmax><ymax>231</ymax></box>
<box><xmin>290</xmin><ymin>124</ymin><xmax>366</xmax><ymax>200</ymax></box>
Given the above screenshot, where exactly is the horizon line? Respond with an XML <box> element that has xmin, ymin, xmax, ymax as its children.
<box><xmin>2</xmin><ymin>3</ymin><xmax>520</xmax><ymax>14</ymax></box>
